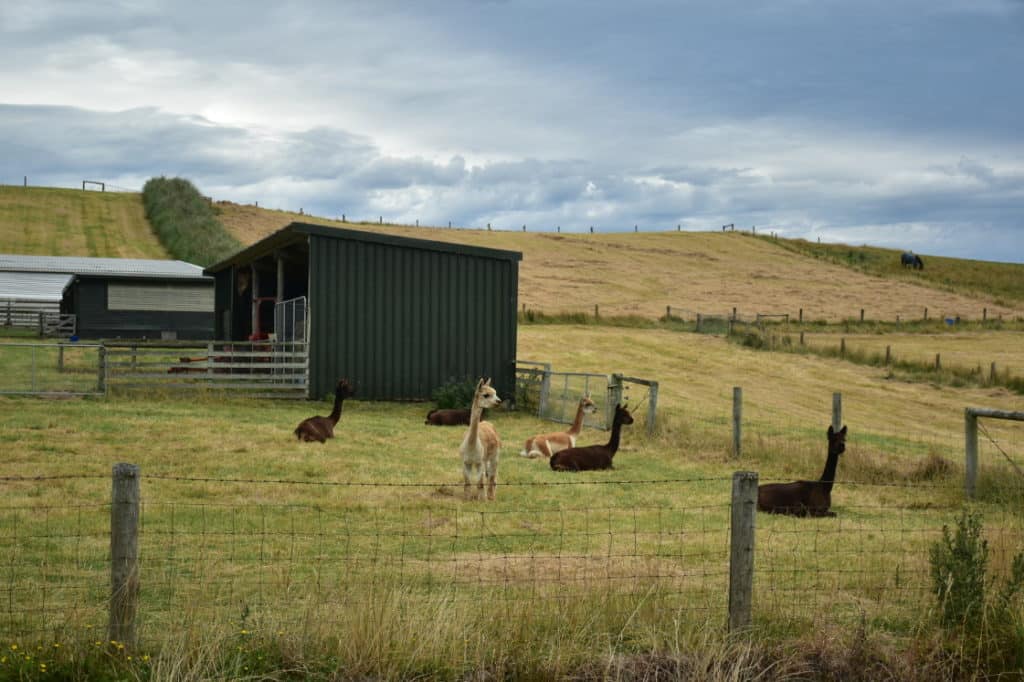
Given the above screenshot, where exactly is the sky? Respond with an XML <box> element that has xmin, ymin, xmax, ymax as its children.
<box><xmin>1</xmin><ymin>0</ymin><xmax>1023</xmax><ymax>263</ymax></box>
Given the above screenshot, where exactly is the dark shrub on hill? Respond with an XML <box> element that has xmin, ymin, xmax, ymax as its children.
<box><xmin>142</xmin><ymin>177</ymin><xmax>241</xmax><ymax>267</ymax></box>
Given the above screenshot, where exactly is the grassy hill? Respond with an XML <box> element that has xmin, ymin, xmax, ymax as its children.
<box><xmin>212</xmin><ymin>200</ymin><xmax>1024</xmax><ymax>322</ymax></box>
<box><xmin>2</xmin><ymin>185</ymin><xmax>1023</xmax><ymax>322</ymax></box>
<box><xmin>0</xmin><ymin>185</ymin><xmax>167</xmax><ymax>258</ymax></box>
<box><xmin>766</xmin><ymin>236</ymin><xmax>1024</xmax><ymax>307</ymax></box>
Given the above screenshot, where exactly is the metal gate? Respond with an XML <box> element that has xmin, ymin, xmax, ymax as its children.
<box><xmin>274</xmin><ymin>296</ymin><xmax>307</xmax><ymax>344</ymax></box>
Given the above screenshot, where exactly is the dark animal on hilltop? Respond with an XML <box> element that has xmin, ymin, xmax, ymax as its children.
<box><xmin>294</xmin><ymin>379</ymin><xmax>355</xmax><ymax>443</ymax></box>
<box><xmin>550</xmin><ymin>404</ymin><xmax>634</xmax><ymax>472</ymax></box>
<box><xmin>425</xmin><ymin>408</ymin><xmax>473</xmax><ymax>426</ymax></box>
<box><xmin>757</xmin><ymin>425</ymin><xmax>847</xmax><ymax>517</ymax></box>
<box><xmin>900</xmin><ymin>252</ymin><xmax>924</xmax><ymax>270</ymax></box>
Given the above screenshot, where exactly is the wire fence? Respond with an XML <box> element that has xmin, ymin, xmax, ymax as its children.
<box><xmin>1</xmin><ymin>472</ymin><xmax>1021</xmax><ymax>642</ymax></box>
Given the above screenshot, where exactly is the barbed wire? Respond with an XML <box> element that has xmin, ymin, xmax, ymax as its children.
<box><xmin>141</xmin><ymin>473</ymin><xmax>733</xmax><ymax>487</ymax></box>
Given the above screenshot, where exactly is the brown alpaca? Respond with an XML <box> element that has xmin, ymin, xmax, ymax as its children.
<box><xmin>757</xmin><ymin>425</ymin><xmax>847</xmax><ymax>517</ymax></box>
<box><xmin>520</xmin><ymin>394</ymin><xmax>597</xmax><ymax>458</ymax></box>
<box><xmin>459</xmin><ymin>378</ymin><xmax>502</xmax><ymax>500</ymax></box>
<box><xmin>550</xmin><ymin>404</ymin><xmax>633</xmax><ymax>471</ymax></box>
<box><xmin>425</xmin><ymin>408</ymin><xmax>472</xmax><ymax>426</ymax></box>
<box><xmin>294</xmin><ymin>379</ymin><xmax>355</xmax><ymax>443</ymax></box>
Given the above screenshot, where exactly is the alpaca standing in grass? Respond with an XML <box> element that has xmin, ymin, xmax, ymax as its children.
<box><xmin>549</xmin><ymin>403</ymin><xmax>633</xmax><ymax>471</ymax></box>
<box><xmin>757</xmin><ymin>425</ymin><xmax>847</xmax><ymax>517</ymax></box>
<box><xmin>294</xmin><ymin>379</ymin><xmax>355</xmax><ymax>443</ymax></box>
<box><xmin>520</xmin><ymin>394</ymin><xmax>597</xmax><ymax>459</ymax></box>
<box><xmin>459</xmin><ymin>377</ymin><xmax>502</xmax><ymax>500</ymax></box>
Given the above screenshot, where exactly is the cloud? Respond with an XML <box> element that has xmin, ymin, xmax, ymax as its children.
<box><xmin>1</xmin><ymin>1</ymin><xmax>1023</xmax><ymax>261</ymax></box>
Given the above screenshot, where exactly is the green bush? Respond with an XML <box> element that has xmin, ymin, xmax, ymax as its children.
<box><xmin>431</xmin><ymin>377</ymin><xmax>478</xmax><ymax>409</ymax></box>
<box><xmin>929</xmin><ymin>509</ymin><xmax>1024</xmax><ymax>673</ymax></box>
<box><xmin>142</xmin><ymin>177</ymin><xmax>242</xmax><ymax>267</ymax></box>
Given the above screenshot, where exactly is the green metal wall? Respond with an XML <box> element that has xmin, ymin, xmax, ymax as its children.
<box><xmin>308</xmin><ymin>233</ymin><xmax>519</xmax><ymax>402</ymax></box>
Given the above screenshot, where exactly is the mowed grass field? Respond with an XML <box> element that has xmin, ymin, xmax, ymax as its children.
<box><xmin>2</xmin><ymin>325</ymin><xmax>1022</xmax><ymax>676</ymax></box>
<box><xmin>0</xmin><ymin>185</ymin><xmax>166</xmax><ymax>258</ymax></box>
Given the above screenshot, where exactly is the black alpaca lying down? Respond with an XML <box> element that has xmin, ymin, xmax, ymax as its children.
<box><xmin>424</xmin><ymin>408</ymin><xmax>472</xmax><ymax>426</ymax></box>
<box><xmin>550</xmin><ymin>404</ymin><xmax>633</xmax><ymax>471</ymax></box>
<box><xmin>294</xmin><ymin>379</ymin><xmax>354</xmax><ymax>443</ymax></box>
<box><xmin>757</xmin><ymin>425</ymin><xmax>847</xmax><ymax>517</ymax></box>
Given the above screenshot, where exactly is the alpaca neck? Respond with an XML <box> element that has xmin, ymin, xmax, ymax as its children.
<box><xmin>328</xmin><ymin>390</ymin><xmax>345</xmax><ymax>424</ymax></box>
<box><xmin>819</xmin><ymin>446</ymin><xmax>840</xmax><ymax>492</ymax></box>
<box><xmin>466</xmin><ymin>400</ymin><xmax>485</xmax><ymax>443</ymax></box>
<box><xmin>605</xmin><ymin>415</ymin><xmax>624</xmax><ymax>455</ymax></box>
<box><xmin>568</xmin><ymin>402</ymin><xmax>587</xmax><ymax>436</ymax></box>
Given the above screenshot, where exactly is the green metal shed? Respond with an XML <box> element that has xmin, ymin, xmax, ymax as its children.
<box><xmin>204</xmin><ymin>222</ymin><xmax>522</xmax><ymax>402</ymax></box>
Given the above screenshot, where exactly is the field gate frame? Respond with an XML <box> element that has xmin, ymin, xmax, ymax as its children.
<box><xmin>515</xmin><ymin>361</ymin><xmax>659</xmax><ymax>435</ymax></box>
<box><xmin>964</xmin><ymin>407</ymin><xmax>1024</xmax><ymax>499</ymax></box>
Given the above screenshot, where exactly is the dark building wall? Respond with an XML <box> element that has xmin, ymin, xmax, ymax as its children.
<box><xmin>72</xmin><ymin>277</ymin><xmax>214</xmax><ymax>340</ymax></box>
<box><xmin>308</xmin><ymin>234</ymin><xmax>518</xmax><ymax>401</ymax></box>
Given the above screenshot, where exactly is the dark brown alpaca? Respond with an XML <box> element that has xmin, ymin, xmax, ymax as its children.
<box><xmin>424</xmin><ymin>408</ymin><xmax>472</xmax><ymax>426</ymax></box>
<box><xmin>294</xmin><ymin>379</ymin><xmax>355</xmax><ymax>443</ymax></box>
<box><xmin>550</xmin><ymin>404</ymin><xmax>633</xmax><ymax>471</ymax></box>
<box><xmin>757</xmin><ymin>425</ymin><xmax>847</xmax><ymax>517</ymax></box>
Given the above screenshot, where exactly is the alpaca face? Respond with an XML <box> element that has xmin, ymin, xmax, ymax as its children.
<box><xmin>476</xmin><ymin>383</ymin><xmax>501</xmax><ymax>409</ymax></box>
<box><xmin>616</xmin><ymin>404</ymin><xmax>634</xmax><ymax>425</ymax></box>
<box><xmin>581</xmin><ymin>396</ymin><xmax>598</xmax><ymax>415</ymax></box>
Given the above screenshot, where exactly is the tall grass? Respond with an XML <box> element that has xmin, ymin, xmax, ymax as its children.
<box><xmin>763</xmin><ymin>234</ymin><xmax>1024</xmax><ymax>305</ymax></box>
<box><xmin>141</xmin><ymin>177</ymin><xmax>242</xmax><ymax>267</ymax></box>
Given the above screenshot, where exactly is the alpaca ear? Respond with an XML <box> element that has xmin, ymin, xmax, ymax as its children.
<box><xmin>828</xmin><ymin>425</ymin><xmax>835</xmax><ymax>436</ymax></box>
<box><xmin>484</xmin><ymin>377</ymin><xmax>492</xmax><ymax>386</ymax></box>
<box><xmin>839</xmin><ymin>425</ymin><xmax>847</xmax><ymax>436</ymax></box>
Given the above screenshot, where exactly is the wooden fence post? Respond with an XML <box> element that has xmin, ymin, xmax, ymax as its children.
<box><xmin>964</xmin><ymin>409</ymin><xmax>977</xmax><ymax>499</ymax></box>
<box><xmin>109</xmin><ymin>463</ymin><xmax>140</xmax><ymax>646</ymax></box>
<box><xmin>990</xmin><ymin>362</ymin><xmax>996</xmax><ymax>382</ymax></box>
<box><xmin>935</xmin><ymin>353</ymin><xmax>941</xmax><ymax>370</ymax></box>
<box><xmin>538</xmin><ymin>367</ymin><xmax>552</xmax><ymax>418</ymax></box>
<box><xmin>608</xmin><ymin>374</ymin><xmax>624</xmax><ymax>428</ymax></box>
<box><xmin>885</xmin><ymin>345</ymin><xmax>891</xmax><ymax>365</ymax></box>
<box><xmin>728</xmin><ymin>471</ymin><xmax>758</xmax><ymax>632</ymax></box>
<box><xmin>38</xmin><ymin>311</ymin><xmax>44</xmax><ymax>337</ymax></box>
<box><xmin>799</xmin><ymin>331</ymin><xmax>804</xmax><ymax>346</ymax></box>
<box><xmin>983</xmin><ymin>307</ymin><xmax>987</xmax><ymax>321</ymax></box>
<box><xmin>840</xmin><ymin>338</ymin><xmax>846</xmax><ymax>358</ymax></box>
<box><xmin>860</xmin><ymin>308</ymin><xmax>865</xmax><ymax>322</ymax></box>
<box><xmin>646</xmin><ymin>381</ymin><xmax>659</xmax><ymax>437</ymax></box>
<box><xmin>798</xmin><ymin>308</ymin><xmax>803</xmax><ymax>323</ymax></box>
<box><xmin>594</xmin><ymin>304</ymin><xmax>599</xmax><ymax>320</ymax></box>
<box><xmin>696</xmin><ymin>313</ymin><xmax>702</xmax><ymax>332</ymax></box>
<box><xmin>732</xmin><ymin>387</ymin><xmax>743</xmax><ymax>459</ymax></box>
<box><xmin>97</xmin><ymin>345</ymin><xmax>107</xmax><ymax>393</ymax></box>
<box><xmin>832</xmin><ymin>392</ymin><xmax>842</xmax><ymax>432</ymax></box>
<box><xmin>58</xmin><ymin>344</ymin><xmax>65</xmax><ymax>373</ymax></box>
<box><xmin>924</xmin><ymin>307</ymin><xmax>928</xmax><ymax>321</ymax></box>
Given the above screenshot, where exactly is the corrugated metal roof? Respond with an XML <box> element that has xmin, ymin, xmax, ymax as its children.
<box><xmin>0</xmin><ymin>254</ymin><xmax>208</xmax><ymax>280</ymax></box>
<box><xmin>204</xmin><ymin>222</ymin><xmax>523</xmax><ymax>274</ymax></box>
<box><xmin>0</xmin><ymin>272</ymin><xmax>74</xmax><ymax>302</ymax></box>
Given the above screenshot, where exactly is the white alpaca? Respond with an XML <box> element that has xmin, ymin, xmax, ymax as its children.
<box><xmin>459</xmin><ymin>377</ymin><xmax>502</xmax><ymax>500</ymax></box>
<box><xmin>520</xmin><ymin>394</ymin><xmax>597</xmax><ymax>459</ymax></box>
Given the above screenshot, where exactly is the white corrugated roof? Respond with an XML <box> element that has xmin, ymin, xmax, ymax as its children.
<box><xmin>0</xmin><ymin>272</ymin><xmax>75</xmax><ymax>302</ymax></box>
<box><xmin>0</xmin><ymin>254</ymin><xmax>207</xmax><ymax>280</ymax></box>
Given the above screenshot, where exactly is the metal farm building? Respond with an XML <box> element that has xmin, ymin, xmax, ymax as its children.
<box><xmin>204</xmin><ymin>222</ymin><xmax>522</xmax><ymax>401</ymax></box>
<box><xmin>0</xmin><ymin>254</ymin><xmax>214</xmax><ymax>340</ymax></box>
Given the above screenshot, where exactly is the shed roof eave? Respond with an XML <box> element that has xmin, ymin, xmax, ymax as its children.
<box><xmin>204</xmin><ymin>222</ymin><xmax>523</xmax><ymax>275</ymax></box>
